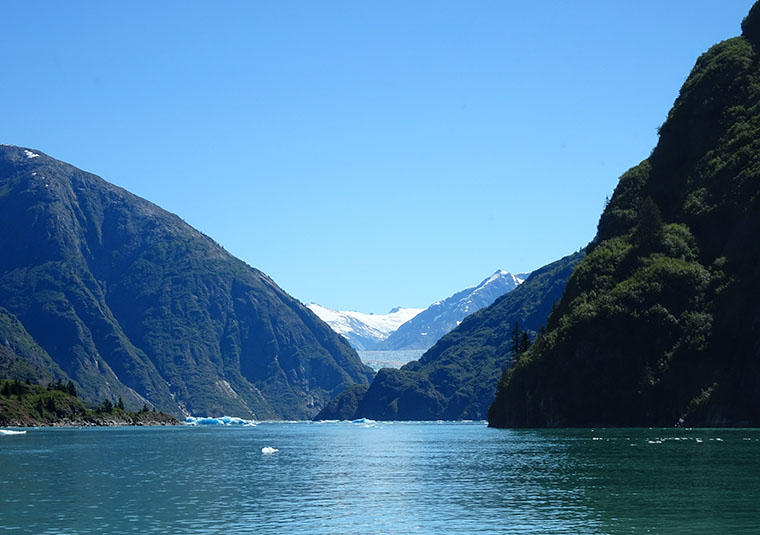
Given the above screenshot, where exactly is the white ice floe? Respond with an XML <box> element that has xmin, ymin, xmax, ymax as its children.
<box><xmin>261</xmin><ymin>446</ymin><xmax>278</xmax><ymax>454</ymax></box>
<box><xmin>184</xmin><ymin>416</ymin><xmax>256</xmax><ymax>426</ymax></box>
<box><xmin>24</xmin><ymin>150</ymin><xmax>39</xmax><ymax>159</ymax></box>
<box><xmin>351</xmin><ymin>417</ymin><xmax>376</xmax><ymax>424</ymax></box>
<box><xmin>0</xmin><ymin>429</ymin><xmax>26</xmax><ymax>435</ymax></box>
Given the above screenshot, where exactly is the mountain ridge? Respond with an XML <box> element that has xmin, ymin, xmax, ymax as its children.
<box><xmin>315</xmin><ymin>251</ymin><xmax>582</xmax><ymax>421</ymax></box>
<box><xmin>309</xmin><ymin>270</ymin><xmax>525</xmax><ymax>353</ymax></box>
<box><xmin>376</xmin><ymin>270</ymin><xmax>525</xmax><ymax>351</ymax></box>
<box><xmin>305</xmin><ymin>304</ymin><xmax>423</xmax><ymax>350</ymax></box>
<box><xmin>0</xmin><ymin>145</ymin><xmax>373</xmax><ymax>419</ymax></box>
<box><xmin>489</xmin><ymin>3</ymin><xmax>760</xmax><ymax>428</ymax></box>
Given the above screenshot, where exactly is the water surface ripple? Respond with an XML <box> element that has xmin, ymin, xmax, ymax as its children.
<box><xmin>1</xmin><ymin>423</ymin><xmax>758</xmax><ymax>533</ymax></box>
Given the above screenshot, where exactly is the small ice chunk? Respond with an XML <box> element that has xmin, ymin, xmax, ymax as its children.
<box><xmin>184</xmin><ymin>415</ymin><xmax>256</xmax><ymax>426</ymax></box>
<box><xmin>351</xmin><ymin>417</ymin><xmax>376</xmax><ymax>424</ymax></box>
<box><xmin>261</xmin><ymin>446</ymin><xmax>278</xmax><ymax>454</ymax></box>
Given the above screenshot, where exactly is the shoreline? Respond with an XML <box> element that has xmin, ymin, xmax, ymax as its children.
<box><xmin>1</xmin><ymin>414</ymin><xmax>181</xmax><ymax>428</ymax></box>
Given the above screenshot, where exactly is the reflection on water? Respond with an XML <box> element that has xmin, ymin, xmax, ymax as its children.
<box><xmin>0</xmin><ymin>423</ymin><xmax>758</xmax><ymax>534</ymax></box>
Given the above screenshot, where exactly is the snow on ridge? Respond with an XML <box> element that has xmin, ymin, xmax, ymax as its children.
<box><xmin>307</xmin><ymin>269</ymin><xmax>528</xmax><ymax>352</ymax></box>
<box><xmin>306</xmin><ymin>303</ymin><xmax>423</xmax><ymax>341</ymax></box>
<box><xmin>483</xmin><ymin>270</ymin><xmax>506</xmax><ymax>286</ymax></box>
<box><xmin>24</xmin><ymin>149</ymin><xmax>40</xmax><ymax>159</ymax></box>
<box><xmin>342</xmin><ymin>307</ymin><xmax>423</xmax><ymax>334</ymax></box>
<box><xmin>470</xmin><ymin>270</ymin><xmax>523</xmax><ymax>298</ymax></box>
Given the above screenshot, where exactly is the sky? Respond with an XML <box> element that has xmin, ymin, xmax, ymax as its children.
<box><xmin>1</xmin><ymin>1</ymin><xmax>755</xmax><ymax>313</ymax></box>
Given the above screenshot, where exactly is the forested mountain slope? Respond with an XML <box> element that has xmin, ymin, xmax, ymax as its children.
<box><xmin>316</xmin><ymin>252</ymin><xmax>582</xmax><ymax>420</ymax></box>
<box><xmin>489</xmin><ymin>4</ymin><xmax>760</xmax><ymax>428</ymax></box>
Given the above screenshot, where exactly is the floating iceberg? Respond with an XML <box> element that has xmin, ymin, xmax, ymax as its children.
<box><xmin>185</xmin><ymin>416</ymin><xmax>256</xmax><ymax>427</ymax></box>
<box><xmin>351</xmin><ymin>417</ymin><xmax>376</xmax><ymax>424</ymax></box>
<box><xmin>0</xmin><ymin>429</ymin><xmax>26</xmax><ymax>435</ymax></box>
<box><xmin>261</xmin><ymin>446</ymin><xmax>278</xmax><ymax>454</ymax></box>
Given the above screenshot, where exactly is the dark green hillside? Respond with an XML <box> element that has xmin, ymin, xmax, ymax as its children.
<box><xmin>0</xmin><ymin>379</ymin><xmax>178</xmax><ymax>426</ymax></box>
<box><xmin>0</xmin><ymin>307</ymin><xmax>68</xmax><ymax>384</ymax></box>
<box><xmin>0</xmin><ymin>146</ymin><xmax>373</xmax><ymax>419</ymax></box>
<box><xmin>315</xmin><ymin>384</ymin><xmax>369</xmax><ymax>420</ymax></box>
<box><xmin>315</xmin><ymin>251</ymin><xmax>583</xmax><ymax>420</ymax></box>
<box><xmin>489</xmin><ymin>3</ymin><xmax>760</xmax><ymax>428</ymax></box>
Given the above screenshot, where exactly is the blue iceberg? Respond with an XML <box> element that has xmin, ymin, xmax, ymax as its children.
<box><xmin>185</xmin><ymin>416</ymin><xmax>256</xmax><ymax>427</ymax></box>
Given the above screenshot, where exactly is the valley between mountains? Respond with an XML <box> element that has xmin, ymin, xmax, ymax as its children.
<box><xmin>3</xmin><ymin>3</ymin><xmax>760</xmax><ymax>427</ymax></box>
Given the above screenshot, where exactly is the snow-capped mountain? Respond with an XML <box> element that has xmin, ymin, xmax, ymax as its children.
<box><xmin>306</xmin><ymin>304</ymin><xmax>424</xmax><ymax>350</ymax></box>
<box><xmin>375</xmin><ymin>270</ymin><xmax>525</xmax><ymax>351</ymax></box>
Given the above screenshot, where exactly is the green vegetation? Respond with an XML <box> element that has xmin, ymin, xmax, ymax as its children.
<box><xmin>0</xmin><ymin>146</ymin><xmax>372</xmax><ymax>420</ymax></box>
<box><xmin>0</xmin><ymin>306</ymin><xmax>68</xmax><ymax>385</ymax></box>
<box><xmin>315</xmin><ymin>252</ymin><xmax>583</xmax><ymax>420</ymax></box>
<box><xmin>314</xmin><ymin>384</ymin><xmax>369</xmax><ymax>420</ymax></box>
<box><xmin>489</xmin><ymin>4</ymin><xmax>760</xmax><ymax>428</ymax></box>
<box><xmin>0</xmin><ymin>379</ymin><xmax>177</xmax><ymax>426</ymax></box>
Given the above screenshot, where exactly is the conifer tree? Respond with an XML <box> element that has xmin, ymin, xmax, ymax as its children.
<box><xmin>510</xmin><ymin>322</ymin><xmax>532</xmax><ymax>357</ymax></box>
<box><xmin>510</xmin><ymin>321</ymin><xmax>523</xmax><ymax>356</ymax></box>
<box><xmin>635</xmin><ymin>197</ymin><xmax>664</xmax><ymax>249</ymax></box>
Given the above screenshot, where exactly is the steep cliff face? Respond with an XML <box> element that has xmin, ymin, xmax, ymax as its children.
<box><xmin>489</xmin><ymin>5</ymin><xmax>760</xmax><ymax>428</ymax></box>
<box><xmin>0</xmin><ymin>146</ymin><xmax>373</xmax><ymax>419</ymax></box>
<box><xmin>315</xmin><ymin>252</ymin><xmax>583</xmax><ymax>420</ymax></box>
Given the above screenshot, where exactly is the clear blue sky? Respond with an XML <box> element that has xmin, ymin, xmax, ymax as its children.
<box><xmin>2</xmin><ymin>1</ymin><xmax>755</xmax><ymax>313</ymax></box>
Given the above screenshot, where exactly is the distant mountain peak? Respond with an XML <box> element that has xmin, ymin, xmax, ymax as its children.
<box><xmin>310</xmin><ymin>270</ymin><xmax>529</xmax><ymax>355</ymax></box>
<box><xmin>480</xmin><ymin>270</ymin><xmax>523</xmax><ymax>288</ymax></box>
<box><xmin>306</xmin><ymin>304</ymin><xmax>423</xmax><ymax>350</ymax></box>
<box><xmin>375</xmin><ymin>269</ymin><xmax>525</xmax><ymax>351</ymax></box>
<box><xmin>315</xmin><ymin>252</ymin><xmax>583</xmax><ymax>422</ymax></box>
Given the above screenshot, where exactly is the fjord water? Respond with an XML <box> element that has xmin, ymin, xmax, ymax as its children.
<box><xmin>1</xmin><ymin>423</ymin><xmax>758</xmax><ymax>534</ymax></box>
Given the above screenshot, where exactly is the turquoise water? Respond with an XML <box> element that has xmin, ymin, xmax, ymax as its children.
<box><xmin>1</xmin><ymin>423</ymin><xmax>759</xmax><ymax>534</ymax></box>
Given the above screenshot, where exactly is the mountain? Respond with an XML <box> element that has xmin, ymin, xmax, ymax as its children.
<box><xmin>305</xmin><ymin>304</ymin><xmax>423</xmax><ymax>350</ymax></box>
<box><xmin>375</xmin><ymin>270</ymin><xmax>525</xmax><ymax>351</ymax></box>
<box><xmin>0</xmin><ymin>145</ymin><xmax>373</xmax><ymax>419</ymax></box>
<box><xmin>0</xmin><ymin>306</ymin><xmax>68</xmax><ymax>386</ymax></box>
<box><xmin>315</xmin><ymin>252</ymin><xmax>583</xmax><ymax>420</ymax></box>
<box><xmin>489</xmin><ymin>3</ymin><xmax>760</xmax><ymax>428</ymax></box>
<box><xmin>308</xmin><ymin>270</ymin><xmax>523</xmax><ymax>353</ymax></box>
